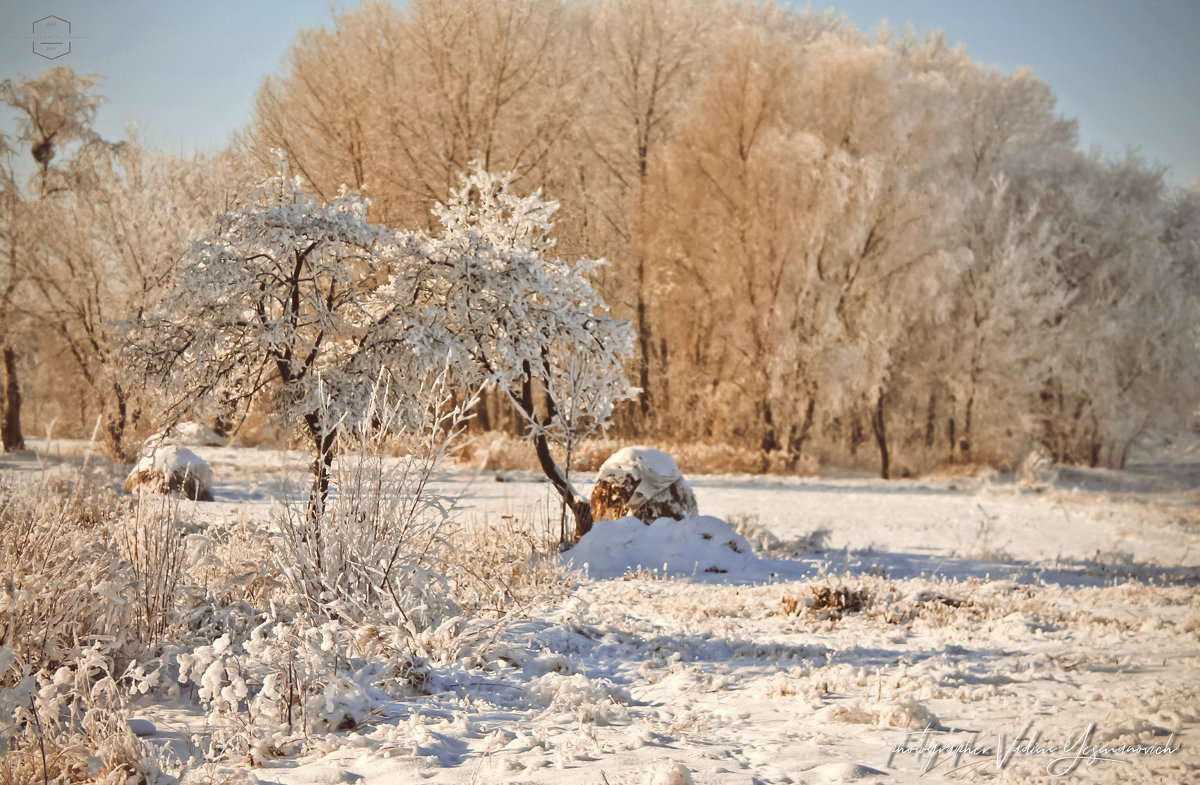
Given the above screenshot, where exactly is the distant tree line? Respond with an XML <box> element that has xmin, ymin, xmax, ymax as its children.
<box><xmin>2</xmin><ymin>0</ymin><xmax>1197</xmax><ymax>476</ymax></box>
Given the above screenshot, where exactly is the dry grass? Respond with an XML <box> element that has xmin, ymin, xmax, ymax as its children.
<box><xmin>458</xmin><ymin>432</ymin><xmax>820</xmax><ymax>476</ymax></box>
<box><xmin>779</xmin><ymin>583</ymin><xmax>870</xmax><ymax>619</ymax></box>
<box><xmin>0</xmin><ymin>472</ymin><xmax>171</xmax><ymax>784</ymax></box>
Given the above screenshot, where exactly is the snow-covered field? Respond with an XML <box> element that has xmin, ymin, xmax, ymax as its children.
<box><xmin>4</xmin><ymin>436</ymin><xmax>1199</xmax><ymax>784</ymax></box>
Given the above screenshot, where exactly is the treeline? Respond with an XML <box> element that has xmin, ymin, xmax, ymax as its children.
<box><xmin>2</xmin><ymin>0</ymin><xmax>1198</xmax><ymax>475</ymax></box>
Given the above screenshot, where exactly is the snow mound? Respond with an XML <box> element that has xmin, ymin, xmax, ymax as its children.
<box><xmin>124</xmin><ymin>445</ymin><xmax>214</xmax><ymax>502</ymax></box>
<box><xmin>813</xmin><ymin>697</ymin><xmax>939</xmax><ymax>730</ymax></box>
<box><xmin>591</xmin><ymin>446</ymin><xmax>698</xmax><ymax>524</ymax></box>
<box><xmin>564</xmin><ymin>515</ymin><xmax>756</xmax><ymax>579</ymax></box>
<box><xmin>647</xmin><ymin>759</ymin><xmax>693</xmax><ymax>785</ymax></box>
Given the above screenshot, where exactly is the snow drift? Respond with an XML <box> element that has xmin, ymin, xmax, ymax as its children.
<box><xmin>564</xmin><ymin>514</ymin><xmax>756</xmax><ymax>579</ymax></box>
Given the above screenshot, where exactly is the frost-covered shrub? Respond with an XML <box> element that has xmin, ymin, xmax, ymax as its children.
<box><xmin>0</xmin><ymin>475</ymin><xmax>137</xmax><ymax>670</ymax></box>
<box><xmin>524</xmin><ymin>672</ymin><xmax>631</xmax><ymax>726</ymax></box>
<box><xmin>0</xmin><ymin>475</ymin><xmax>186</xmax><ymax>783</ymax></box>
<box><xmin>168</xmin><ymin>619</ymin><xmax>426</xmax><ymax>763</ymax></box>
<box><xmin>135</xmin><ymin>389</ymin><xmax>570</xmax><ymax>761</ymax></box>
<box><xmin>269</xmin><ymin>377</ymin><xmax>475</xmax><ymax>630</ymax></box>
<box><xmin>117</xmin><ymin>496</ymin><xmax>188</xmax><ymax>645</ymax></box>
<box><xmin>444</xmin><ymin>506</ymin><xmax>571</xmax><ymax>620</ymax></box>
<box><xmin>0</xmin><ymin>644</ymin><xmax>158</xmax><ymax>785</ymax></box>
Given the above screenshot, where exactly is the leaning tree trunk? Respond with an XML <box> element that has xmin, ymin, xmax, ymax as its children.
<box><xmin>531</xmin><ymin>426</ymin><xmax>594</xmax><ymax>541</ymax></box>
<box><xmin>515</xmin><ymin>360</ymin><xmax>593</xmax><ymax>542</ymax></box>
<box><xmin>1</xmin><ymin>345</ymin><xmax>24</xmax><ymax>452</ymax></box>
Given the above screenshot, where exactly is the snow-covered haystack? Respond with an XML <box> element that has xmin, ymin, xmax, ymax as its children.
<box><xmin>590</xmin><ymin>446</ymin><xmax>698</xmax><ymax>524</ymax></box>
<box><xmin>564</xmin><ymin>515</ymin><xmax>755</xmax><ymax>578</ymax></box>
<box><xmin>124</xmin><ymin>445</ymin><xmax>214</xmax><ymax>502</ymax></box>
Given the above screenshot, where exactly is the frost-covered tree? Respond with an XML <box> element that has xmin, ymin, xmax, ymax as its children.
<box><xmin>0</xmin><ymin>67</ymin><xmax>102</xmax><ymax>197</ymax></box>
<box><xmin>576</xmin><ymin>0</ymin><xmax>722</xmax><ymax>419</ymax></box>
<box><xmin>423</xmin><ymin>167</ymin><xmax>637</xmax><ymax>538</ymax></box>
<box><xmin>250</xmin><ymin>0</ymin><xmax>579</xmax><ymax>230</ymax></box>
<box><xmin>915</xmin><ymin>176</ymin><xmax>1068</xmax><ymax>462</ymax></box>
<box><xmin>136</xmin><ymin>162</ymin><xmax>634</xmax><ymax>531</ymax></box>
<box><xmin>650</xmin><ymin>23</ymin><xmax>967</xmax><ymax>476</ymax></box>
<box><xmin>132</xmin><ymin>161</ymin><xmax>435</xmax><ymax>507</ymax></box>
<box><xmin>17</xmin><ymin>138</ymin><xmax>234</xmax><ymax>458</ymax></box>
<box><xmin>0</xmin><ymin>131</ymin><xmax>22</xmax><ymax>452</ymax></box>
<box><xmin>1026</xmin><ymin>154</ymin><xmax>1198</xmax><ymax>466</ymax></box>
<box><xmin>0</xmin><ymin>67</ymin><xmax>107</xmax><ymax>452</ymax></box>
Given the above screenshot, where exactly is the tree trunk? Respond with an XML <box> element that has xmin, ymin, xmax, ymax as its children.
<box><xmin>636</xmin><ymin>256</ymin><xmax>652</xmax><ymax>423</ymax></box>
<box><xmin>961</xmin><ymin>393</ymin><xmax>975</xmax><ymax>460</ymax></box>
<box><xmin>531</xmin><ymin>425</ymin><xmax>593</xmax><ymax>541</ymax></box>
<box><xmin>924</xmin><ymin>392</ymin><xmax>937</xmax><ymax>448</ymax></box>
<box><xmin>310</xmin><ymin>429</ymin><xmax>335</xmax><ymax>515</ymax></box>
<box><xmin>871</xmin><ymin>395</ymin><xmax>890</xmax><ymax>480</ymax></box>
<box><xmin>786</xmin><ymin>398</ymin><xmax>817</xmax><ymax>467</ymax></box>
<box><xmin>761</xmin><ymin>400</ymin><xmax>779</xmax><ymax>453</ymax></box>
<box><xmin>105</xmin><ymin>386</ymin><xmax>130</xmax><ymax>460</ymax></box>
<box><xmin>473</xmin><ymin>389</ymin><xmax>492</xmax><ymax>432</ymax></box>
<box><xmin>1</xmin><ymin>345</ymin><xmax>24</xmax><ymax>452</ymax></box>
<box><xmin>515</xmin><ymin>360</ymin><xmax>593</xmax><ymax>543</ymax></box>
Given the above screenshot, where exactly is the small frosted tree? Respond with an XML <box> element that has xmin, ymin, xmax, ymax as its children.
<box><xmin>132</xmin><ymin>161</ymin><xmax>439</xmax><ymax>509</ymax></box>
<box><xmin>407</xmin><ymin>166</ymin><xmax>637</xmax><ymax>540</ymax></box>
<box><xmin>134</xmin><ymin>161</ymin><xmax>635</xmax><ymax>536</ymax></box>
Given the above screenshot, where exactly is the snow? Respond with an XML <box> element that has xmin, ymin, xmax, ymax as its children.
<box><xmin>564</xmin><ymin>515</ymin><xmax>756</xmax><ymax>579</ymax></box>
<box><xmin>6</xmin><ymin>435</ymin><xmax>1200</xmax><ymax>784</ymax></box>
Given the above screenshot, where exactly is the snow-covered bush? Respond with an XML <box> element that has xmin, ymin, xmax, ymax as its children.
<box><xmin>0</xmin><ymin>475</ymin><xmax>173</xmax><ymax>784</ymax></box>
<box><xmin>590</xmin><ymin>447</ymin><xmax>698</xmax><ymax>526</ymax></box>
<box><xmin>167</xmin><ymin>619</ymin><xmax>428</xmax><ymax>763</ymax></box>
<box><xmin>0</xmin><ymin>475</ymin><xmax>137</xmax><ymax>668</ymax></box>
<box><xmin>0</xmin><ymin>646</ymin><xmax>158</xmax><ymax>785</ymax></box>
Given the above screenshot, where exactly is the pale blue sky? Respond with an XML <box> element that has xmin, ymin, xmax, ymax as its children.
<box><xmin>1</xmin><ymin>0</ymin><xmax>1197</xmax><ymax>184</ymax></box>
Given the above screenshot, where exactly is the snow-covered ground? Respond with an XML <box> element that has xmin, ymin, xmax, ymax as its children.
<box><xmin>5</xmin><ymin>435</ymin><xmax>1199</xmax><ymax>784</ymax></box>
